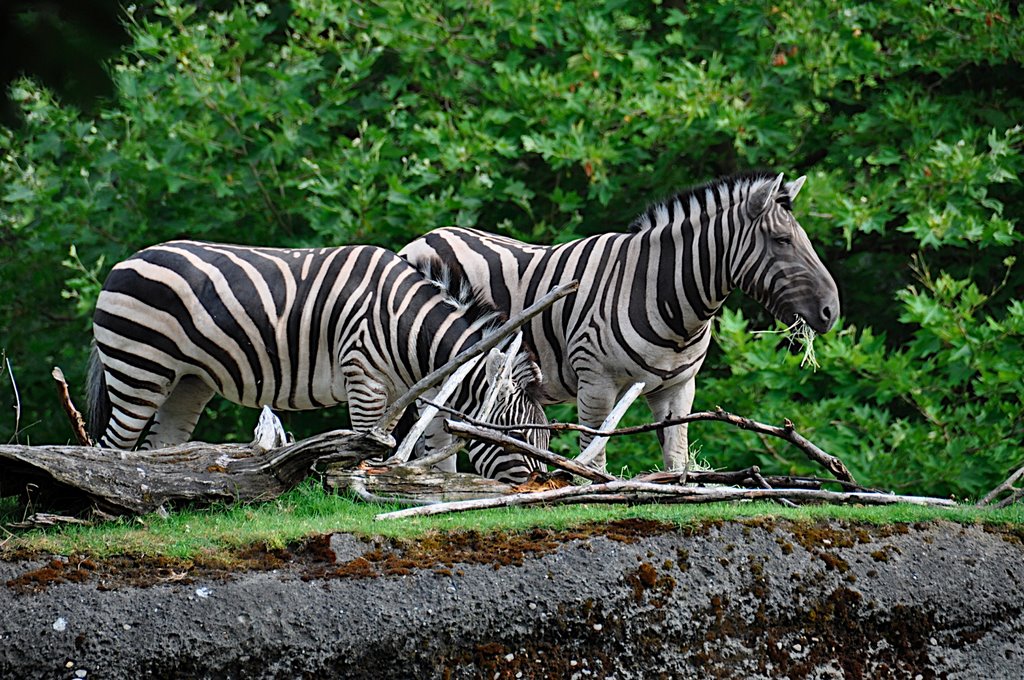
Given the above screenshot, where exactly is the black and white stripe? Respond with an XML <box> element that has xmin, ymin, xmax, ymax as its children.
<box><xmin>400</xmin><ymin>171</ymin><xmax>840</xmax><ymax>472</ymax></box>
<box><xmin>87</xmin><ymin>240</ymin><xmax>547</xmax><ymax>483</ymax></box>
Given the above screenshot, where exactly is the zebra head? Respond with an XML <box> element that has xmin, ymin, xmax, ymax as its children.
<box><xmin>735</xmin><ymin>173</ymin><xmax>840</xmax><ymax>334</ymax></box>
<box><xmin>461</xmin><ymin>342</ymin><xmax>548</xmax><ymax>482</ymax></box>
<box><xmin>484</xmin><ymin>343</ymin><xmax>549</xmax><ymax>447</ymax></box>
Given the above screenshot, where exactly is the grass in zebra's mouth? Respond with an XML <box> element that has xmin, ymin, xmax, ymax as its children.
<box><xmin>754</xmin><ymin>316</ymin><xmax>819</xmax><ymax>370</ymax></box>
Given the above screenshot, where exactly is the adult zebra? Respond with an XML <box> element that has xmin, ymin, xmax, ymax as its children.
<box><xmin>400</xmin><ymin>171</ymin><xmax>840</xmax><ymax>474</ymax></box>
<box><xmin>87</xmin><ymin>240</ymin><xmax>548</xmax><ymax>484</ymax></box>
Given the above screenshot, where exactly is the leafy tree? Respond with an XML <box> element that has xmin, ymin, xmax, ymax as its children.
<box><xmin>1</xmin><ymin>0</ymin><xmax>1021</xmax><ymax>497</ymax></box>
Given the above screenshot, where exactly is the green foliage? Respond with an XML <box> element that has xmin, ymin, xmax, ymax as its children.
<box><xmin>1</xmin><ymin>0</ymin><xmax>1021</xmax><ymax>498</ymax></box>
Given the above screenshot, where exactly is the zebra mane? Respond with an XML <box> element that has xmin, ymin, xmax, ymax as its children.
<box><xmin>629</xmin><ymin>169</ymin><xmax>792</xmax><ymax>233</ymax></box>
<box><xmin>414</xmin><ymin>256</ymin><xmax>505</xmax><ymax>327</ymax></box>
<box><xmin>414</xmin><ymin>256</ymin><xmax>544</xmax><ymax>398</ymax></box>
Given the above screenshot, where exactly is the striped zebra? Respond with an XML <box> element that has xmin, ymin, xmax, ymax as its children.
<box><xmin>87</xmin><ymin>240</ymin><xmax>548</xmax><ymax>483</ymax></box>
<box><xmin>400</xmin><ymin>171</ymin><xmax>840</xmax><ymax>473</ymax></box>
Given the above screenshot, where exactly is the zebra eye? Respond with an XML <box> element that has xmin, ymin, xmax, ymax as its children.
<box><xmin>774</xmin><ymin>235</ymin><xmax>792</xmax><ymax>247</ymax></box>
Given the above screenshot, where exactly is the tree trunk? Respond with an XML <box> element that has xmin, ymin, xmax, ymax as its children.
<box><xmin>0</xmin><ymin>429</ymin><xmax>392</xmax><ymax>515</ymax></box>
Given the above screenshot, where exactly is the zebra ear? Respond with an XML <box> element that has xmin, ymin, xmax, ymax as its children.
<box><xmin>747</xmin><ymin>173</ymin><xmax>785</xmax><ymax>217</ymax></box>
<box><xmin>485</xmin><ymin>348</ymin><xmax>506</xmax><ymax>384</ymax></box>
<box><xmin>785</xmin><ymin>175</ymin><xmax>807</xmax><ymax>202</ymax></box>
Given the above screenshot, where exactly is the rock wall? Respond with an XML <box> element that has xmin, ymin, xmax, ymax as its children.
<box><xmin>2</xmin><ymin>518</ymin><xmax>1022</xmax><ymax>678</ymax></box>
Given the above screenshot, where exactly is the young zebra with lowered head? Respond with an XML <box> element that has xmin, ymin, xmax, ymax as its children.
<box><xmin>400</xmin><ymin>171</ymin><xmax>840</xmax><ymax>475</ymax></box>
<box><xmin>87</xmin><ymin>241</ymin><xmax>548</xmax><ymax>484</ymax></box>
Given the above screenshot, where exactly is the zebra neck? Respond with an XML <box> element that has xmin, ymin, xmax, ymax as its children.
<box><xmin>640</xmin><ymin>212</ymin><xmax>737</xmax><ymax>338</ymax></box>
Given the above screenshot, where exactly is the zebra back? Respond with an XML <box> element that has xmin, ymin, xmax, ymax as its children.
<box><xmin>400</xmin><ymin>171</ymin><xmax>839</xmax><ymax>405</ymax></box>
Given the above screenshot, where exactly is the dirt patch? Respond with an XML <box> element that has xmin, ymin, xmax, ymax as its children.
<box><xmin>5</xmin><ymin>517</ymin><xmax>682</xmax><ymax>592</ymax></box>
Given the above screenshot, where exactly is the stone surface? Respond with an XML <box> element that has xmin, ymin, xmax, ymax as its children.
<box><xmin>1</xmin><ymin>518</ymin><xmax>1022</xmax><ymax>678</ymax></box>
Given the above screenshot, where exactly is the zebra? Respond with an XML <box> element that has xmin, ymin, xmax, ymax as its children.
<box><xmin>400</xmin><ymin>171</ymin><xmax>840</xmax><ymax>474</ymax></box>
<box><xmin>86</xmin><ymin>240</ymin><xmax>548</xmax><ymax>484</ymax></box>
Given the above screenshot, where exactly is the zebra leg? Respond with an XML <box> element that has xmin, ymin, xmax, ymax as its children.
<box><xmin>575</xmin><ymin>379</ymin><xmax>621</xmax><ymax>472</ymax></box>
<box><xmin>423</xmin><ymin>416</ymin><xmax>458</xmax><ymax>472</ymax></box>
<box><xmin>343</xmin><ymin>366</ymin><xmax>396</xmax><ymax>442</ymax></box>
<box><xmin>97</xmin><ymin>370</ymin><xmax>170</xmax><ymax>450</ymax></box>
<box><xmin>142</xmin><ymin>376</ymin><xmax>216</xmax><ymax>449</ymax></box>
<box><xmin>646</xmin><ymin>380</ymin><xmax>696</xmax><ymax>473</ymax></box>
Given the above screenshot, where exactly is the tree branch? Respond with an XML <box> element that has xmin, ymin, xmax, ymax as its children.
<box><xmin>375</xmin><ymin>480</ymin><xmax>955</xmax><ymax>520</ymax></box>
<box><xmin>427</xmin><ymin>404</ymin><xmax>856</xmax><ymax>483</ymax></box>
<box><xmin>575</xmin><ymin>381</ymin><xmax>645</xmax><ymax>468</ymax></box>
<box><xmin>444</xmin><ymin>420</ymin><xmax>616</xmax><ymax>483</ymax></box>
<box><xmin>52</xmin><ymin>367</ymin><xmax>92</xmax><ymax>447</ymax></box>
<box><xmin>976</xmin><ymin>463</ymin><xmax>1024</xmax><ymax>509</ymax></box>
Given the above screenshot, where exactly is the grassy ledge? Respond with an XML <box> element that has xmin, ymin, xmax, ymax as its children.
<box><xmin>2</xmin><ymin>480</ymin><xmax>1022</xmax><ymax>561</ymax></box>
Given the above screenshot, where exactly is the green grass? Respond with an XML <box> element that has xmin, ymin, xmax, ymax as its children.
<box><xmin>2</xmin><ymin>480</ymin><xmax>1022</xmax><ymax>560</ymax></box>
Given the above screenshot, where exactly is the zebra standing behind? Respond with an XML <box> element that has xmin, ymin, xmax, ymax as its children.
<box><xmin>400</xmin><ymin>171</ymin><xmax>840</xmax><ymax>474</ymax></box>
<box><xmin>87</xmin><ymin>240</ymin><xmax>548</xmax><ymax>483</ymax></box>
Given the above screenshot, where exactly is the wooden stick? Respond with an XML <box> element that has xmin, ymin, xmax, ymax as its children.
<box><xmin>444</xmin><ymin>420</ymin><xmax>616</xmax><ymax>483</ymax></box>
<box><xmin>374</xmin><ymin>280</ymin><xmax>579</xmax><ymax>435</ymax></box>
<box><xmin>404</xmin><ymin>336</ymin><xmax>525</xmax><ymax>470</ymax></box>
<box><xmin>52</xmin><ymin>366</ymin><xmax>92</xmax><ymax>446</ymax></box>
<box><xmin>6</xmin><ymin>512</ymin><xmax>95</xmax><ymax>530</ymax></box>
<box><xmin>575</xmin><ymin>381</ymin><xmax>645</xmax><ymax>469</ymax></box>
<box><xmin>432</xmin><ymin>404</ymin><xmax>856</xmax><ymax>484</ymax></box>
<box><xmin>347</xmin><ymin>475</ymin><xmax>436</xmax><ymax>508</ymax></box>
<box><xmin>389</xmin><ymin>357</ymin><xmax>481</xmax><ymax>464</ymax></box>
<box><xmin>374</xmin><ymin>481</ymin><xmax>957</xmax><ymax>520</ymax></box>
<box><xmin>406</xmin><ymin>440</ymin><xmax>461</xmax><ymax>469</ymax></box>
<box><xmin>5</xmin><ymin>354</ymin><xmax>21</xmax><ymax>440</ymax></box>
<box><xmin>976</xmin><ymin>463</ymin><xmax>1024</xmax><ymax>508</ymax></box>
<box><xmin>636</xmin><ymin>469</ymin><xmax>878</xmax><ymax>493</ymax></box>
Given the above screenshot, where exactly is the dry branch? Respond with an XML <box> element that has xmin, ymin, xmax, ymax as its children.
<box><xmin>6</xmin><ymin>513</ymin><xmax>94</xmax><ymax>530</ymax></box>
<box><xmin>52</xmin><ymin>367</ymin><xmax>91</xmax><ymax>447</ymax></box>
<box><xmin>327</xmin><ymin>464</ymin><xmax>513</xmax><ymax>504</ymax></box>
<box><xmin>636</xmin><ymin>470</ymin><xmax>878</xmax><ymax>493</ymax></box>
<box><xmin>976</xmin><ymin>463</ymin><xmax>1024</xmax><ymax>509</ymax></box>
<box><xmin>575</xmin><ymin>381</ymin><xmax>645</xmax><ymax>469</ymax></box>
<box><xmin>444</xmin><ymin>420</ymin><xmax>616</xmax><ymax>483</ymax></box>
<box><xmin>433</xmin><ymin>404</ymin><xmax>855</xmax><ymax>483</ymax></box>
<box><xmin>375</xmin><ymin>480</ymin><xmax>956</xmax><ymax>520</ymax></box>
<box><xmin>389</xmin><ymin>357</ymin><xmax>480</xmax><ymax>464</ymax></box>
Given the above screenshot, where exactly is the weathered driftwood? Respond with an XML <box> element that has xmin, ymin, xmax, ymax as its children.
<box><xmin>374</xmin><ymin>480</ymin><xmax>958</xmax><ymax>521</ymax></box>
<box><xmin>444</xmin><ymin>420</ymin><xmax>616</xmax><ymax>483</ymax></box>
<box><xmin>327</xmin><ymin>464</ymin><xmax>514</xmax><ymax>504</ymax></box>
<box><xmin>976</xmin><ymin>463</ymin><xmax>1024</xmax><ymax>508</ymax></box>
<box><xmin>0</xmin><ymin>429</ymin><xmax>392</xmax><ymax>516</ymax></box>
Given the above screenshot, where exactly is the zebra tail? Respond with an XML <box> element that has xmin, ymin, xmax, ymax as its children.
<box><xmin>86</xmin><ymin>343</ymin><xmax>111</xmax><ymax>444</ymax></box>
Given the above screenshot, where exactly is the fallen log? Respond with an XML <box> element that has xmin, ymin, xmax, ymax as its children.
<box><xmin>0</xmin><ymin>429</ymin><xmax>393</xmax><ymax>516</ymax></box>
<box><xmin>327</xmin><ymin>464</ymin><xmax>514</xmax><ymax>504</ymax></box>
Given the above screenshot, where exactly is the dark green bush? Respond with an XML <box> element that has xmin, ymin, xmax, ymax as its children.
<box><xmin>1</xmin><ymin>0</ymin><xmax>1021</xmax><ymax>497</ymax></box>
